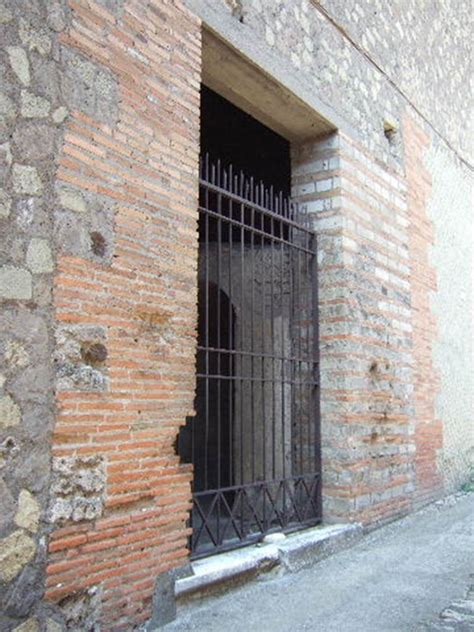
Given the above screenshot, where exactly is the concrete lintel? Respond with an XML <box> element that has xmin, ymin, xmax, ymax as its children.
<box><xmin>175</xmin><ymin>523</ymin><xmax>363</xmax><ymax>601</ymax></box>
<box><xmin>184</xmin><ymin>0</ymin><xmax>358</xmax><ymax>143</ymax></box>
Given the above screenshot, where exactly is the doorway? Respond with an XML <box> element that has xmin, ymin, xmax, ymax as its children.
<box><xmin>178</xmin><ymin>86</ymin><xmax>321</xmax><ymax>558</ymax></box>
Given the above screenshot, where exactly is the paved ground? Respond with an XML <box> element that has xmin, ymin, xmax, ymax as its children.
<box><xmin>163</xmin><ymin>493</ymin><xmax>474</xmax><ymax>632</ymax></box>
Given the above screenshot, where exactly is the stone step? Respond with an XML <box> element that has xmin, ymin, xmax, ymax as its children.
<box><xmin>175</xmin><ymin>523</ymin><xmax>363</xmax><ymax>603</ymax></box>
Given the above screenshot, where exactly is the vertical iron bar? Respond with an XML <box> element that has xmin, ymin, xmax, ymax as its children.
<box><xmin>216</xmin><ymin>159</ymin><xmax>222</xmax><ymax>544</ymax></box>
<box><xmin>228</xmin><ymin>164</ymin><xmax>234</xmax><ymax>491</ymax></box>
<box><xmin>239</xmin><ymin>170</ymin><xmax>245</xmax><ymax>538</ymax></box>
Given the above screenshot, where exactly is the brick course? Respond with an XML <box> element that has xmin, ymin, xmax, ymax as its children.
<box><xmin>46</xmin><ymin>1</ymin><xmax>201</xmax><ymax>628</ymax></box>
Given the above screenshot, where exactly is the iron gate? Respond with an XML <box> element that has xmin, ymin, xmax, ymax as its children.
<box><xmin>179</xmin><ymin>155</ymin><xmax>321</xmax><ymax>558</ymax></box>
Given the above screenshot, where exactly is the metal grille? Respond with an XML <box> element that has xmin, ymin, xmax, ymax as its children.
<box><xmin>179</xmin><ymin>155</ymin><xmax>321</xmax><ymax>558</ymax></box>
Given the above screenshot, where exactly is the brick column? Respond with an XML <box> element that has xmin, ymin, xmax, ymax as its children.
<box><xmin>292</xmin><ymin>131</ymin><xmax>417</xmax><ymax>525</ymax></box>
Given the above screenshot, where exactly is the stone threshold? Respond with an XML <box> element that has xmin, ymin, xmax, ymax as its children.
<box><xmin>175</xmin><ymin>523</ymin><xmax>363</xmax><ymax>602</ymax></box>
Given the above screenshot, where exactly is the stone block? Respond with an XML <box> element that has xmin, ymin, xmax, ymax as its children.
<box><xmin>0</xmin><ymin>91</ymin><xmax>17</xmax><ymax>140</ymax></box>
<box><xmin>0</xmin><ymin>3</ymin><xmax>13</xmax><ymax>23</ymax></box>
<box><xmin>20</xmin><ymin>90</ymin><xmax>51</xmax><ymax>118</ymax></box>
<box><xmin>12</xmin><ymin>165</ymin><xmax>43</xmax><ymax>195</ymax></box>
<box><xmin>6</xmin><ymin>47</ymin><xmax>31</xmax><ymax>86</ymax></box>
<box><xmin>52</xmin><ymin>106</ymin><xmax>68</xmax><ymax>124</ymax></box>
<box><xmin>0</xmin><ymin>477</ymin><xmax>15</xmax><ymax>531</ymax></box>
<box><xmin>0</xmin><ymin>530</ymin><xmax>36</xmax><ymax>582</ymax></box>
<box><xmin>13</xmin><ymin>121</ymin><xmax>56</xmax><ymax>162</ymax></box>
<box><xmin>3</xmin><ymin>564</ymin><xmax>43</xmax><ymax>617</ymax></box>
<box><xmin>58</xmin><ymin>586</ymin><xmax>102</xmax><ymax>631</ymax></box>
<box><xmin>14</xmin><ymin>489</ymin><xmax>40</xmax><ymax>532</ymax></box>
<box><xmin>0</xmin><ymin>266</ymin><xmax>32</xmax><ymax>299</ymax></box>
<box><xmin>19</xmin><ymin>18</ymin><xmax>52</xmax><ymax>56</ymax></box>
<box><xmin>0</xmin><ymin>188</ymin><xmax>12</xmax><ymax>217</ymax></box>
<box><xmin>13</xmin><ymin>617</ymin><xmax>39</xmax><ymax>632</ymax></box>
<box><xmin>0</xmin><ymin>393</ymin><xmax>21</xmax><ymax>428</ymax></box>
<box><xmin>47</xmin><ymin>0</ymin><xmax>67</xmax><ymax>32</ymax></box>
<box><xmin>54</xmin><ymin>324</ymin><xmax>108</xmax><ymax>391</ymax></box>
<box><xmin>5</xmin><ymin>340</ymin><xmax>33</xmax><ymax>371</ymax></box>
<box><xmin>45</xmin><ymin>619</ymin><xmax>63</xmax><ymax>632</ymax></box>
<box><xmin>57</xmin><ymin>184</ymin><xmax>87</xmax><ymax>213</ymax></box>
<box><xmin>26</xmin><ymin>238</ymin><xmax>54</xmax><ymax>273</ymax></box>
<box><xmin>0</xmin><ymin>140</ymin><xmax>12</xmax><ymax>169</ymax></box>
<box><xmin>62</xmin><ymin>48</ymin><xmax>118</xmax><ymax>124</ymax></box>
<box><xmin>49</xmin><ymin>455</ymin><xmax>106</xmax><ymax>524</ymax></box>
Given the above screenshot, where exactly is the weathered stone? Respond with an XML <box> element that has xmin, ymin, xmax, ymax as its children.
<box><xmin>0</xmin><ymin>530</ymin><xmax>36</xmax><ymax>582</ymax></box>
<box><xmin>59</xmin><ymin>586</ymin><xmax>102</xmax><ymax>631</ymax></box>
<box><xmin>45</xmin><ymin>619</ymin><xmax>63</xmax><ymax>632</ymax></box>
<box><xmin>19</xmin><ymin>18</ymin><xmax>52</xmax><ymax>56</ymax></box>
<box><xmin>150</xmin><ymin>569</ymin><xmax>178</xmax><ymax>628</ymax></box>
<box><xmin>62</xmin><ymin>48</ymin><xmax>118</xmax><ymax>124</ymax></box>
<box><xmin>13</xmin><ymin>616</ymin><xmax>39</xmax><ymax>632</ymax></box>
<box><xmin>9</xmin><ymin>441</ymin><xmax>50</xmax><ymax>494</ymax></box>
<box><xmin>0</xmin><ymin>140</ymin><xmax>12</xmax><ymax>168</ymax></box>
<box><xmin>0</xmin><ymin>188</ymin><xmax>12</xmax><ymax>217</ymax></box>
<box><xmin>20</xmin><ymin>90</ymin><xmax>50</xmax><ymax>118</ymax></box>
<box><xmin>57</xmin><ymin>185</ymin><xmax>87</xmax><ymax>213</ymax></box>
<box><xmin>0</xmin><ymin>393</ymin><xmax>21</xmax><ymax>428</ymax></box>
<box><xmin>26</xmin><ymin>238</ymin><xmax>54</xmax><ymax>273</ymax></box>
<box><xmin>0</xmin><ymin>2</ymin><xmax>13</xmax><ymax>23</ymax></box>
<box><xmin>0</xmin><ymin>91</ymin><xmax>17</xmax><ymax>139</ymax></box>
<box><xmin>14</xmin><ymin>489</ymin><xmax>40</xmax><ymax>532</ymax></box>
<box><xmin>6</xmin><ymin>47</ymin><xmax>31</xmax><ymax>86</ymax></box>
<box><xmin>49</xmin><ymin>455</ymin><xmax>106</xmax><ymax>524</ymax></box>
<box><xmin>54</xmin><ymin>324</ymin><xmax>108</xmax><ymax>391</ymax></box>
<box><xmin>47</xmin><ymin>0</ymin><xmax>68</xmax><ymax>32</ymax></box>
<box><xmin>52</xmin><ymin>105</ymin><xmax>68</xmax><ymax>124</ymax></box>
<box><xmin>0</xmin><ymin>477</ymin><xmax>15</xmax><ymax>530</ymax></box>
<box><xmin>0</xmin><ymin>266</ymin><xmax>32</xmax><ymax>299</ymax></box>
<box><xmin>12</xmin><ymin>164</ymin><xmax>43</xmax><ymax>195</ymax></box>
<box><xmin>13</xmin><ymin>120</ymin><xmax>56</xmax><ymax>161</ymax></box>
<box><xmin>3</xmin><ymin>564</ymin><xmax>43</xmax><ymax>617</ymax></box>
<box><xmin>5</xmin><ymin>340</ymin><xmax>30</xmax><ymax>369</ymax></box>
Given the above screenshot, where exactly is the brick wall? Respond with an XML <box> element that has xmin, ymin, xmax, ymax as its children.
<box><xmin>404</xmin><ymin>115</ymin><xmax>444</xmax><ymax>506</ymax></box>
<box><xmin>45</xmin><ymin>1</ymin><xmax>201</xmax><ymax>629</ymax></box>
<box><xmin>292</xmin><ymin>121</ymin><xmax>443</xmax><ymax>526</ymax></box>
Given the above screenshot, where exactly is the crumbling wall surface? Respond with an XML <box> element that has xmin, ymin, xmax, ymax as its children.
<box><xmin>0</xmin><ymin>0</ymin><xmax>201</xmax><ymax>630</ymax></box>
<box><xmin>425</xmin><ymin>142</ymin><xmax>474</xmax><ymax>492</ymax></box>
<box><xmin>0</xmin><ymin>1</ymin><xmax>69</xmax><ymax>630</ymax></box>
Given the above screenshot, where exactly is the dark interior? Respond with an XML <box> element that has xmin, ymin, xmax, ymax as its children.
<box><xmin>200</xmin><ymin>85</ymin><xmax>291</xmax><ymax>199</ymax></box>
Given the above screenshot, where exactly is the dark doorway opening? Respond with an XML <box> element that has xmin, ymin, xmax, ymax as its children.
<box><xmin>200</xmin><ymin>85</ymin><xmax>291</xmax><ymax>199</ymax></box>
<box><xmin>177</xmin><ymin>85</ymin><xmax>321</xmax><ymax>558</ymax></box>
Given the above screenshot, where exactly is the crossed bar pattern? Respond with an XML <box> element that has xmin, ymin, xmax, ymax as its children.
<box><xmin>191</xmin><ymin>474</ymin><xmax>322</xmax><ymax>557</ymax></box>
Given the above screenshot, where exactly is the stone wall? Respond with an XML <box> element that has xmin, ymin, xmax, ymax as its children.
<box><xmin>0</xmin><ymin>0</ymin><xmax>472</xmax><ymax>630</ymax></box>
<box><xmin>0</xmin><ymin>1</ymin><xmax>69</xmax><ymax>630</ymax></box>
<box><xmin>1</xmin><ymin>0</ymin><xmax>201</xmax><ymax>630</ymax></box>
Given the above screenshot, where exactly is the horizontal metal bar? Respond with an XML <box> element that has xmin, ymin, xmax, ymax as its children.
<box><xmin>197</xmin><ymin>345</ymin><xmax>319</xmax><ymax>365</ymax></box>
<box><xmin>198</xmin><ymin>206</ymin><xmax>317</xmax><ymax>256</ymax></box>
<box><xmin>196</xmin><ymin>374</ymin><xmax>319</xmax><ymax>385</ymax></box>
<box><xmin>200</xmin><ymin>178</ymin><xmax>315</xmax><ymax>235</ymax></box>
<box><xmin>193</xmin><ymin>473</ymin><xmax>321</xmax><ymax>498</ymax></box>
